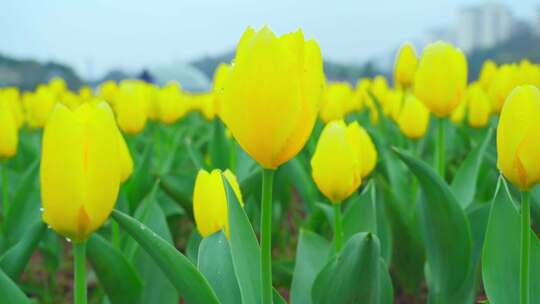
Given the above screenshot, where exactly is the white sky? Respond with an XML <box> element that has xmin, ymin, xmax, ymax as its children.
<box><xmin>0</xmin><ymin>0</ymin><xmax>537</xmax><ymax>79</ymax></box>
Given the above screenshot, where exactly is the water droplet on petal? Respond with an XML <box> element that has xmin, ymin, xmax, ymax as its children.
<box><xmin>65</xmin><ymin>238</ymin><xmax>72</xmax><ymax>243</ymax></box>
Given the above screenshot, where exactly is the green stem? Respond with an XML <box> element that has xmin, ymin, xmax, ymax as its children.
<box><xmin>333</xmin><ymin>203</ymin><xmax>343</xmax><ymax>252</ymax></box>
<box><xmin>111</xmin><ymin>221</ymin><xmax>120</xmax><ymax>249</ymax></box>
<box><xmin>73</xmin><ymin>242</ymin><xmax>87</xmax><ymax>304</ymax></box>
<box><xmin>154</xmin><ymin>124</ymin><xmax>162</xmax><ymax>172</ymax></box>
<box><xmin>436</xmin><ymin>118</ymin><xmax>445</xmax><ymax>178</ymax></box>
<box><xmin>261</xmin><ymin>169</ymin><xmax>275</xmax><ymax>304</ymax></box>
<box><xmin>410</xmin><ymin>140</ymin><xmax>419</xmax><ymax>205</ymax></box>
<box><xmin>520</xmin><ymin>191</ymin><xmax>530</xmax><ymax>304</ymax></box>
<box><xmin>1</xmin><ymin>162</ymin><xmax>8</xmax><ymax>221</ymax></box>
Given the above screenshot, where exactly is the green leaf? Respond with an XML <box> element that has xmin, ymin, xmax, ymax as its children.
<box><xmin>209</xmin><ymin>118</ymin><xmax>230</xmax><ymax>170</ymax></box>
<box><xmin>273</xmin><ymin>288</ymin><xmax>287</xmax><ymax>304</ymax></box>
<box><xmin>312</xmin><ymin>233</ymin><xmax>380</xmax><ymax>304</ymax></box>
<box><xmin>451</xmin><ymin>127</ymin><xmax>493</xmax><ymax>208</ymax></box>
<box><xmin>125</xmin><ymin>145</ymin><xmax>154</xmax><ymax>212</ymax></box>
<box><xmin>284</xmin><ymin>157</ymin><xmax>318</xmax><ymax>213</ymax></box>
<box><xmin>223</xmin><ymin>175</ymin><xmax>262</xmax><ymax>304</ymax></box>
<box><xmin>0</xmin><ymin>222</ymin><xmax>46</xmax><ymax>280</ymax></box>
<box><xmin>393</xmin><ymin>148</ymin><xmax>472</xmax><ymax>300</ymax></box>
<box><xmin>378</xmin><ymin>259</ymin><xmax>394</xmax><ymax>304</ymax></box>
<box><xmin>186</xmin><ymin>229</ymin><xmax>202</xmax><ymax>264</ymax></box>
<box><xmin>290</xmin><ymin>229</ymin><xmax>330</xmax><ymax>304</ymax></box>
<box><xmin>0</xmin><ymin>268</ymin><xmax>30</xmax><ymax>304</ymax></box>
<box><xmin>342</xmin><ymin>184</ymin><xmax>377</xmax><ymax>241</ymax></box>
<box><xmin>159</xmin><ymin>173</ymin><xmax>195</xmax><ymax>221</ymax></box>
<box><xmin>111</xmin><ymin>210</ymin><xmax>219</xmax><ymax>304</ymax></box>
<box><xmin>87</xmin><ymin>234</ymin><xmax>142</xmax><ymax>304</ymax></box>
<box><xmin>482</xmin><ymin>178</ymin><xmax>540</xmax><ymax>303</ymax></box>
<box><xmin>198</xmin><ymin>231</ymin><xmax>241</xmax><ymax>304</ymax></box>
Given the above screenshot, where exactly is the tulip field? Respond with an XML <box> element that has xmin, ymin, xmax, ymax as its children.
<box><xmin>1</xmin><ymin>26</ymin><xmax>540</xmax><ymax>304</ymax></box>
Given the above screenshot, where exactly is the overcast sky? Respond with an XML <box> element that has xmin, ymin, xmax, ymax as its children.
<box><xmin>0</xmin><ymin>0</ymin><xmax>537</xmax><ymax>79</ymax></box>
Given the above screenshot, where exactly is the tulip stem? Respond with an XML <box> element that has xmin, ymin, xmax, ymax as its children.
<box><xmin>520</xmin><ymin>191</ymin><xmax>531</xmax><ymax>304</ymax></box>
<box><xmin>112</xmin><ymin>221</ymin><xmax>120</xmax><ymax>249</ymax></box>
<box><xmin>73</xmin><ymin>241</ymin><xmax>87</xmax><ymax>304</ymax></box>
<box><xmin>436</xmin><ymin>118</ymin><xmax>445</xmax><ymax>178</ymax></box>
<box><xmin>261</xmin><ymin>168</ymin><xmax>274</xmax><ymax>304</ymax></box>
<box><xmin>333</xmin><ymin>203</ymin><xmax>343</xmax><ymax>252</ymax></box>
<box><xmin>1</xmin><ymin>162</ymin><xmax>8</xmax><ymax>221</ymax></box>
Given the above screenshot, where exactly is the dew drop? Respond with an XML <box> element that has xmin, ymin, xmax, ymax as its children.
<box><xmin>65</xmin><ymin>238</ymin><xmax>72</xmax><ymax>243</ymax></box>
<box><xmin>40</xmin><ymin>207</ymin><xmax>44</xmax><ymax>212</ymax></box>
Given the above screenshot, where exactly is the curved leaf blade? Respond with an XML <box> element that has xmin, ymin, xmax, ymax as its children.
<box><xmin>0</xmin><ymin>222</ymin><xmax>46</xmax><ymax>280</ymax></box>
<box><xmin>0</xmin><ymin>269</ymin><xmax>30</xmax><ymax>304</ymax></box>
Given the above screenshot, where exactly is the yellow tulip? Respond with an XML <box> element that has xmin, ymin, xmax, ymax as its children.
<box><xmin>60</xmin><ymin>91</ymin><xmax>82</xmax><ymax>110</ymax></box>
<box><xmin>0</xmin><ymin>101</ymin><xmax>18</xmax><ymax>159</ymax></box>
<box><xmin>79</xmin><ymin>85</ymin><xmax>93</xmax><ymax>102</ymax></box>
<box><xmin>49</xmin><ymin>77</ymin><xmax>67</xmax><ymax>97</ymax></box>
<box><xmin>193</xmin><ymin>169</ymin><xmax>243</xmax><ymax>238</ymax></box>
<box><xmin>27</xmin><ymin>85</ymin><xmax>57</xmax><ymax>128</ymax></box>
<box><xmin>98</xmin><ymin>80</ymin><xmax>118</xmax><ymax>104</ymax></box>
<box><xmin>40</xmin><ymin>102</ymin><xmax>123</xmax><ymax>241</ymax></box>
<box><xmin>320</xmin><ymin>82</ymin><xmax>352</xmax><ymax>123</ymax></box>
<box><xmin>488</xmin><ymin>64</ymin><xmax>519</xmax><ymax>113</ymax></box>
<box><xmin>414</xmin><ymin>41</ymin><xmax>467</xmax><ymax>117</ymax></box>
<box><xmin>397</xmin><ymin>94</ymin><xmax>430</xmax><ymax>139</ymax></box>
<box><xmin>114</xmin><ymin>80</ymin><xmax>149</xmax><ymax>135</ymax></box>
<box><xmin>311</xmin><ymin>121</ymin><xmax>362</xmax><ymax>204</ymax></box>
<box><xmin>371</xmin><ymin>75</ymin><xmax>389</xmax><ymax>105</ymax></box>
<box><xmin>467</xmin><ymin>85</ymin><xmax>491</xmax><ymax>128</ymax></box>
<box><xmin>156</xmin><ymin>82</ymin><xmax>183</xmax><ymax>124</ymax></box>
<box><xmin>220</xmin><ymin>26</ymin><xmax>324</xmax><ymax>169</ymax></box>
<box><xmin>347</xmin><ymin>122</ymin><xmax>378</xmax><ymax>178</ymax></box>
<box><xmin>393</xmin><ymin>42</ymin><xmax>418</xmax><ymax>89</ymax></box>
<box><xmin>479</xmin><ymin>60</ymin><xmax>497</xmax><ymax>90</ymax></box>
<box><xmin>189</xmin><ymin>93</ymin><xmax>215</xmax><ymax>120</ymax></box>
<box><xmin>497</xmin><ymin>85</ymin><xmax>540</xmax><ymax>190</ymax></box>
<box><xmin>450</xmin><ymin>96</ymin><xmax>467</xmax><ymax>125</ymax></box>
<box><xmin>1</xmin><ymin>87</ymin><xmax>24</xmax><ymax>129</ymax></box>
<box><xmin>212</xmin><ymin>63</ymin><xmax>231</xmax><ymax>116</ymax></box>
<box><xmin>383</xmin><ymin>89</ymin><xmax>403</xmax><ymax>121</ymax></box>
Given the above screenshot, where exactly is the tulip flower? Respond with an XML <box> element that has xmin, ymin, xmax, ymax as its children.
<box><xmin>347</xmin><ymin>122</ymin><xmax>378</xmax><ymax>178</ymax></box>
<box><xmin>497</xmin><ymin>85</ymin><xmax>540</xmax><ymax>304</ymax></box>
<box><xmin>371</xmin><ymin>75</ymin><xmax>389</xmax><ymax>106</ymax></box>
<box><xmin>156</xmin><ymin>82</ymin><xmax>183</xmax><ymax>124</ymax></box>
<box><xmin>397</xmin><ymin>94</ymin><xmax>430</xmax><ymax>139</ymax></box>
<box><xmin>193</xmin><ymin>169</ymin><xmax>243</xmax><ymax>238</ymax></box>
<box><xmin>0</xmin><ymin>101</ymin><xmax>18</xmax><ymax>159</ymax></box>
<box><xmin>98</xmin><ymin>80</ymin><xmax>118</xmax><ymax>105</ymax></box>
<box><xmin>220</xmin><ymin>26</ymin><xmax>324</xmax><ymax>304</ymax></box>
<box><xmin>414</xmin><ymin>41</ymin><xmax>467</xmax><ymax>176</ymax></box>
<box><xmin>114</xmin><ymin>80</ymin><xmax>149</xmax><ymax>135</ymax></box>
<box><xmin>479</xmin><ymin>60</ymin><xmax>497</xmax><ymax>90</ymax></box>
<box><xmin>488</xmin><ymin>64</ymin><xmax>519</xmax><ymax>113</ymax></box>
<box><xmin>212</xmin><ymin>63</ymin><xmax>231</xmax><ymax>117</ymax></box>
<box><xmin>450</xmin><ymin>97</ymin><xmax>466</xmax><ymax>125</ymax></box>
<box><xmin>26</xmin><ymin>85</ymin><xmax>57</xmax><ymax>128</ymax></box>
<box><xmin>394</xmin><ymin>42</ymin><xmax>418</xmax><ymax>90</ymax></box>
<box><xmin>467</xmin><ymin>85</ymin><xmax>491</xmax><ymax>128</ymax></box>
<box><xmin>320</xmin><ymin>82</ymin><xmax>352</xmax><ymax>123</ymax></box>
<box><xmin>311</xmin><ymin>120</ymin><xmax>363</xmax><ymax>252</ymax></box>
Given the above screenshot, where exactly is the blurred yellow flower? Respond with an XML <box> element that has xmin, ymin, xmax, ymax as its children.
<box><xmin>414</xmin><ymin>41</ymin><xmax>467</xmax><ymax>117</ymax></box>
<box><xmin>193</xmin><ymin>169</ymin><xmax>243</xmax><ymax>238</ymax></box>
<box><xmin>212</xmin><ymin>63</ymin><xmax>231</xmax><ymax>117</ymax></box>
<box><xmin>220</xmin><ymin>26</ymin><xmax>324</xmax><ymax>169</ymax></box>
<box><xmin>467</xmin><ymin>85</ymin><xmax>491</xmax><ymax>128</ymax></box>
<box><xmin>311</xmin><ymin>120</ymin><xmax>362</xmax><ymax>204</ymax></box>
<box><xmin>156</xmin><ymin>82</ymin><xmax>183</xmax><ymax>124</ymax></box>
<box><xmin>488</xmin><ymin>64</ymin><xmax>519</xmax><ymax>113</ymax></box>
<box><xmin>393</xmin><ymin>42</ymin><xmax>418</xmax><ymax>90</ymax></box>
<box><xmin>347</xmin><ymin>122</ymin><xmax>378</xmax><ymax>178</ymax></box>
<box><xmin>478</xmin><ymin>60</ymin><xmax>497</xmax><ymax>90</ymax></box>
<box><xmin>115</xmin><ymin>80</ymin><xmax>150</xmax><ymax>135</ymax></box>
<box><xmin>40</xmin><ymin>102</ymin><xmax>123</xmax><ymax>241</ymax></box>
<box><xmin>497</xmin><ymin>85</ymin><xmax>540</xmax><ymax>190</ymax></box>
<box><xmin>26</xmin><ymin>85</ymin><xmax>57</xmax><ymax>128</ymax></box>
<box><xmin>397</xmin><ymin>94</ymin><xmax>430</xmax><ymax>139</ymax></box>
<box><xmin>320</xmin><ymin>82</ymin><xmax>352</xmax><ymax>123</ymax></box>
<box><xmin>0</xmin><ymin>101</ymin><xmax>18</xmax><ymax>159</ymax></box>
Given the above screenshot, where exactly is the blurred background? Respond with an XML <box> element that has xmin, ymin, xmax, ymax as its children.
<box><xmin>1</xmin><ymin>0</ymin><xmax>539</xmax><ymax>91</ymax></box>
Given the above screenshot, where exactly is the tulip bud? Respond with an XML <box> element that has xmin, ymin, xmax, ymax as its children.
<box><xmin>414</xmin><ymin>41</ymin><xmax>467</xmax><ymax>117</ymax></box>
<box><xmin>156</xmin><ymin>82</ymin><xmax>183</xmax><ymax>124</ymax></box>
<box><xmin>488</xmin><ymin>64</ymin><xmax>519</xmax><ymax>113</ymax></box>
<box><xmin>311</xmin><ymin>121</ymin><xmax>362</xmax><ymax>203</ymax></box>
<box><xmin>27</xmin><ymin>86</ymin><xmax>57</xmax><ymax>128</ymax></box>
<box><xmin>347</xmin><ymin>122</ymin><xmax>378</xmax><ymax>178</ymax></box>
<box><xmin>450</xmin><ymin>97</ymin><xmax>466</xmax><ymax>125</ymax></box>
<box><xmin>114</xmin><ymin>80</ymin><xmax>149</xmax><ymax>135</ymax></box>
<box><xmin>98</xmin><ymin>80</ymin><xmax>118</xmax><ymax>105</ymax></box>
<box><xmin>40</xmin><ymin>102</ymin><xmax>123</xmax><ymax>242</ymax></box>
<box><xmin>371</xmin><ymin>76</ymin><xmax>389</xmax><ymax>105</ymax></box>
<box><xmin>497</xmin><ymin>85</ymin><xmax>540</xmax><ymax>190</ymax></box>
<box><xmin>479</xmin><ymin>60</ymin><xmax>497</xmax><ymax>90</ymax></box>
<box><xmin>0</xmin><ymin>101</ymin><xmax>18</xmax><ymax>159</ymax></box>
<box><xmin>193</xmin><ymin>169</ymin><xmax>243</xmax><ymax>238</ymax></box>
<box><xmin>467</xmin><ymin>85</ymin><xmax>491</xmax><ymax>128</ymax></box>
<box><xmin>212</xmin><ymin>63</ymin><xmax>231</xmax><ymax>117</ymax></box>
<box><xmin>397</xmin><ymin>94</ymin><xmax>430</xmax><ymax>139</ymax></box>
<box><xmin>320</xmin><ymin>82</ymin><xmax>353</xmax><ymax>123</ymax></box>
<box><xmin>220</xmin><ymin>26</ymin><xmax>324</xmax><ymax>169</ymax></box>
<box><xmin>393</xmin><ymin>42</ymin><xmax>418</xmax><ymax>90</ymax></box>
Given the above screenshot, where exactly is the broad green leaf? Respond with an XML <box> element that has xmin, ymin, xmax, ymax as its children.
<box><xmin>312</xmin><ymin>232</ymin><xmax>380</xmax><ymax>304</ymax></box>
<box><xmin>451</xmin><ymin>127</ymin><xmax>493</xmax><ymax>208</ymax></box>
<box><xmin>284</xmin><ymin>157</ymin><xmax>318</xmax><ymax>213</ymax></box>
<box><xmin>209</xmin><ymin>118</ymin><xmax>230</xmax><ymax>170</ymax></box>
<box><xmin>0</xmin><ymin>222</ymin><xmax>46</xmax><ymax>280</ymax></box>
<box><xmin>0</xmin><ymin>269</ymin><xmax>30</xmax><ymax>304</ymax></box>
<box><xmin>482</xmin><ymin>178</ymin><xmax>540</xmax><ymax>303</ymax></box>
<box><xmin>342</xmin><ymin>184</ymin><xmax>377</xmax><ymax>241</ymax></box>
<box><xmin>111</xmin><ymin>209</ymin><xmax>219</xmax><ymax>304</ymax></box>
<box><xmin>198</xmin><ymin>231</ymin><xmax>241</xmax><ymax>304</ymax></box>
<box><xmin>186</xmin><ymin>229</ymin><xmax>202</xmax><ymax>264</ymax></box>
<box><xmin>125</xmin><ymin>145</ymin><xmax>154</xmax><ymax>212</ymax></box>
<box><xmin>223</xmin><ymin>176</ymin><xmax>262</xmax><ymax>304</ymax></box>
<box><xmin>375</xmin><ymin>185</ymin><xmax>393</xmax><ymax>266</ymax></box>
<box><xmin>394</xmin><ymin>149</ymin><xmax>472</xmax><ymax>300</ymax></box>
<box><xmin>273</xmin><ymin>288</ymin><xmax>287</xmax><ymax>304</ymax></box>
<box><xmin>4</xmin><ymin>160</ymin><xmax>40</xmax><ymax>245</ymax></box>
<box><xmin>87</xmin><ymin>234</ymin><xmax>142</xmax><ymax>304</ymax></box>
<box><xmin>159</xmin><ymin>173</ymin><xmax>195</xmax><ymax>220</ymax></box>
<box><xmin>379</xmin><ymin>259</ymin><xmax>394</xmax><ymax>304</ymax></box>
<box><xmin>290</xmin><ymin>229</ymin><xmax>330</xmax><ymax>304</ymax></box>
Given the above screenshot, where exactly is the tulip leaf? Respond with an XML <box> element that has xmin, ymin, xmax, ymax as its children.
<box><xmin>198</xmin><ymin>231</ymin><xmax>241</xmax><ymax>304</ymax></box>
<box><xmin>290</xmin><ymin>229</ymin><xmax>330</xmax><ymax>304</ymax></box>
<box><xmin>0</xmin><ymin>222</ymin><xmax>46</xmax><ymax>280</ymax></box>
<box><xmin>342</xmin><ymin>184</ymin><xmax>377</xmax><ymax>241</ymax></box>
<box><xmin>273</xmin><ymin>288</ymin><xmax>287</xmax><ymax>304</ymax></box>
<box><xmin>209</xmin><ymin>118</ymin><xmax>230</xmax><ymax>170</ymax></box>
<box><xmin>393</xmin><ymin>148</ymin><xmax>472</xmax><ymax>300</ymax></box>
<box><xmin>111</xmin><ymin>209</ymin><xmax>220</xmax><ymax>304</ymax></box>
<box><xmin>125</xmin><ymin>145</ymin><xmax>154</xmax><ymax>212</ymax></box>
<box><xmin>223</xmin><ymin>175</ymin><xmax>262</xmax><ymax>304</ymax></box>
<box><xmin>87</xmin><ymin>233</ymin><xmax>142</xmax><ymax>304</ymax></box>
<box><xmin>312</xmin><ymin>232</ymin><xmax>381</xmax><ymax>304</ymax></box>
<box><xmin>284</xmin><ymin>157</ymin><xmax>318</xmax><ymax>213</ymax></box>
<box><xmin>451</xmin><ymin>127</ymin><xmax>493</xmax><ymax>208</ymax></box>
<box><xmin>379</xmin><ymin>258</ymin><xmax>394</xmax><ymax>304</ymax></box>
<box><xmin>186</xmin><ymin>229</ymin><xmax>202</xmax><ymax>264</ymax></box>
<box><xmin>159</xmin><ymin>173</ymin><xmax>195</xmax><ymax>220</ymax></box>
<box><xmin>482</xmin><ymin>178</ymin><xmax>540</xmax><ymax>303</ymax></box>
<box><xmin>4</xmin><ymin>160</ymin><xmax>40</xmax><ymax>245</ymax></box>
<box><xmin>0</xmin><ymin>268</ymin><xmax>30</xmax><ymax>304</ymax></box>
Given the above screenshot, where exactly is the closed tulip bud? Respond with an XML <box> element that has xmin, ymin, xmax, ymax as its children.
<box><xmin>497</xmin><ymin>85</ymin><xmax>540</xmax><ymax>190</ymax></box>
<box><xmin>115</xmin><ymin>80</ymin><xmax>149</xmax><ymax>135</ymax></box>
<box><xmin>98</xmin><ymin>80</ymin><xmax>118</xmax><ymax>104</ymax></box>
<box><xmin>49</xmin><ymin>77</ymin><xmax>67</xmax><ymax>97</ymax></box>
<box><xmin>0</xmin><ymin>101</ymin><xmax>18</xmax><ymax>159</ymax></box>
<box><xmin>1</xmin><ymin>88</ymin><xmax>24</xmax><ymax>129</ymax></box>
<box><xmin>311</xmin><ymin>121</ymin><xmax>362</xmax><ymax>203</ymax></box>
<box><xmin>212</xmin><ymin>63</ymin><xmax>231</xmax><ymax>116</ymax></box>
<box><xmin>479</xmin><ymin>60</ymin><xmax>497</xmax><ymax>90</ymax></box>
<box><xmin>156</xmin><ymin>82</ymin><xmax>183</xmax><ymax>124</ymax></box>
<box><xmin>383</xmin><ymin>89</ymin><xmax>404</xmax><ymax>121</ymax></box>
<box><xmin>467</xmin><ymin>85</ymin><xmax>491</xmax><ymax>128</ymax></box>
<box><xmin>193</xmin><ymin>169</ymin><xmax>243</xmax><ymax>238</ymax></box>
<box><xmin>488</xmin><ymin>64</ymin><xmax>518</xmax><ymax>113</ymax></box>
<box><xmin>40</xmin><ymin>102</ymin><xmax>123</xmax><ymax>241</ymax></box>
<box><xmin>394</xmin><ymin>42</ymin><xmax>418</xmax><ymax>90</ymax></box>
<box><xmin>414</xmin><ymin>41</ymin><xmax>467</xmax><ymax>117</ymax></box>
<box><xmin>79</xmin><ymin>86</ymin><xmax>93</xmax><ymax>102</ymax></box>
<box><xmin>347</xmin><ymin>122</ymin><xmax>378</xmax><ymax>178</ymax></box>
<box><xmin>450</xmin><ymin>97</ymin><xmax>466</xmax><ymax>125</ymax></box>
<box><xmin>320</xmin><ymin>82</ymin><xmax>352</xmax><ymax>123</ymax></box>
<box><xmin>398</xmin><ymin>94</ymin><xmax>430</xmax><ymax>139</ymax></box>
<box><xmin>371</xmin><ymin>76</ymin><xmax>389</xmax><ymax>105</ymax></box>
<box><xmin>28</xmin><ymin>86</ymin><xmax>57</xmax><ymax>128</ymax></box>
<box><xmin>220</xmin><ymin>26</ymin><xmax>324</xmax><ymax>169</ymax></box>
